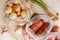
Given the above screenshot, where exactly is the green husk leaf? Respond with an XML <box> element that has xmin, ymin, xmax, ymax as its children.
<box><xmin>30</xmin><ymin>0</ymin><xmax>48</xmax><ymax>11</ymax></box>
<box><xmin>30</xmin><ymin>0</ymin><xmax>59</xmax><ymax>21</ymax></box>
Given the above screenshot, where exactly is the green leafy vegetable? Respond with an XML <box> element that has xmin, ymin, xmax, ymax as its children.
<box><xmin>30</xmin><ymin>0</ymin><xmax>59</xmax><ymax>21</ymax></box>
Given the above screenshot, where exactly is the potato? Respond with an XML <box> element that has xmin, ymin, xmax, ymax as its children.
<box><xmin>13</xmin><ymin>4</ymin><xmax>21</xmax><ymax>12</ymax></box>
<box><xmin>21</xmin><ymin>6</ymin><xmax>25</xmax><ymax>11</ymax></box>
<box><xmin>21</xmin><ymin>10</ymin><xmax>27</xmax><ymax>18</ymax></box>
<box><xmin>7</xmin><ymin>2</ymin><xmax>13</xmax><ymax>7</ymax></box>
<box><xmin>4</xmin><ymin>6</ymin><xmax>12</xmax><ymax>14</ymax></box>
<box><xmin>10</xmin><ymin>12</ymin><xmax>17</xmax><ymax>19</ymax></box>
<box><xmin>11</xmin><ymin>11</ymin><xmax>16</xmax><ymax>14</ymax></box>
<box><xmin>17</xmin><ymin>11</ymin><xmax>21</xmax><ymax>17</ymax></box>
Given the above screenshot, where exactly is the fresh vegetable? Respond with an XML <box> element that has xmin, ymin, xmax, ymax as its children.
<box><xmin>30</xmin><ymin>0</ymin><xmax>59</xmax><ymax>21</ymax></box>
<box><xmin>4</xmin><ymin>1</ymin><xmax>30</xmax><ymax>26</ymax></box>
<box><xmin>35</xmin><ymin>22</ymin><xmax>49</xmax><ymax>36</ymax></box>
<box><xmin>4</xmin><ymin>1</ymin><xmax>28</xmax><ymax>19</ymax></box>
<box><xmin>29</xmin><ymin>18</ymin><xmax>49</xmax><ymax>36</ymax></box>
<box><xmin>30</xmin><ymin>19</ymin><xmax>44</xmax><ymax>32</ymax></box>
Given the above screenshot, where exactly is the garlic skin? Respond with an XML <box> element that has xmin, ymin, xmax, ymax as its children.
<box><xmin>4</xmin><ymin>6</ymin><xmax>12</xmax><ymax>14</ymax></box>
<box><xmin>21</xmin><ymin>10</ymin><xmax>27</xmax><ymax>18</ymax></box>
<box><xmin>13</xmin><ymin>4</ymin><xmax>21</xmax><ymax>12</ymax></box>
